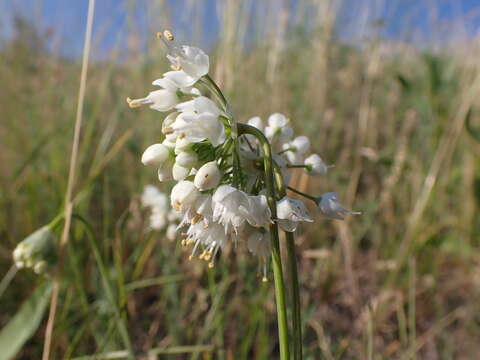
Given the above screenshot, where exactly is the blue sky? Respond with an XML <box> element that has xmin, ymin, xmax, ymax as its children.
<box><xmin>2</xmin><ymin>0</ymin><xmax>480</xmax><ymax>58</ymax></box>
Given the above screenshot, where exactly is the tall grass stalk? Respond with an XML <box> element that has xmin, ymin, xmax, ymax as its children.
<box><xmin>42</xmin><ymin>1</ymin><xmax>99</xmax><ymax>359</ymax></box>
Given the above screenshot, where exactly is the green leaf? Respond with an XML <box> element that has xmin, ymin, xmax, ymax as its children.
<box><xmin>0</xmin><ymin>281</ymin><xmax>52</xmax><ymax>360</ymax></box>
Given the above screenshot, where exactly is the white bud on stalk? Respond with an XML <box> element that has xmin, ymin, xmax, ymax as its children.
<box><xmin>194</xmin><ymin>161</ymin><xmax>222</xmax><ymax>190</ymax></box>
<box><xmin>141</xmin><ymin>144</ymin><xmax>170</xmax><ymax>166</ymax></box>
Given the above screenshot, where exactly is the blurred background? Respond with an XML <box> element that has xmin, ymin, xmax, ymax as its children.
<box><xmin>2</xmin><ymin>0</ymin><xmax>480</xmax><ymax>359</ymax></box>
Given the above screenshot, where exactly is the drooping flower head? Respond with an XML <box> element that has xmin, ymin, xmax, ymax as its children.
<box><xmin>129</xmin><ymin>30</ymin><xmax>359</xmax><ymax>278</ymax></box>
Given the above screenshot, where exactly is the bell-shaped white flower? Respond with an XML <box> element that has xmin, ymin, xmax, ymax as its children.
<box><xmin>276</xmin><ymin>196</ymin><xmax>313</xmax><ymax>232</ymax></box>
<box><xmin>194</xmin><ymin>194</ymin><xmax>214</xmax><ymax>219</ymax></box>
<box><xmin>282</xmin><ymin>136</ymin><xmax>311</xmax><ymax>164</ymax></box>
<box><xmin>316</xmin><ymin>192</ymin><xmax>361</xmax><ymax>220</ymax></box>
<box><xmin>304</xmin><ymin>154</ymin><xmax>332</xmax><ymax>175</ymax></box>
<box><xmin>166</xmin><ymin>223</ymin><xmax>178</xmax><ymax>241</ymax></box>
<box><xmin>162</xmin><ymin>112</ymin><xmax>179</xmax><ymax>142</ymax></box>
<box><xmin>175</xmin><ymin>151</ymin><xmax>198</xmax><ymax>168</ymax></box>
<box><xmin>172</xmin><ymin>111</ymin><xmax>225</xmax><ymax>146</ymax></box>
<box><xmin>172</xmin><ymin>163</ymin><xmax>190</xmax><ymax>181</ymax></box>
<box><xmin>176</xmin><ymin>96</ymin><xmax>221</xmax><ymax>117</ymax></box>
<box><xmin>141</xmin><ymin>185</ymin><xmax>169</xmax><ymax>210</ymax></box>
<box><xmin>265</xmin><ymin>113</ymin><xmax>293</xmax><ymax>142</ymax></box>
<box><xmin>247</xmin><ymin>229</ymin><xmax>271</xmax><ymax>282</ymax></box>
<box><xmin>212</xmin><ymin>185</ymin><xmax>271</xmax><ymax>233</ymax></box>
<box><xmin>149</xmin><ymin>207</ymin><xmax>168</xmax><ymax>230</ymax></box>
<box><xmin>185</xmin><ymin>219</ymin><xmax>227</xmax><ymax>265</ymax></box>
<box><xmin>141</xmin><ymin>144</ymin><xmax>170</xmax><ymax>166</ymax></box>
<box><xmin>194</xmin><ymin>161</ymin><xmax>222</xmax><ymax>190</ymax></box>
<box><xmin>127</xmin><ymin>77</ymin><xmax>180</xmax><ymax>111</ymax></box>
<box><xmin>162</xmin><ymin>36</ymin><xmax>209</xmax><ymax>81</ymax></box>
<box><xmin>171</xmin><ymin>180</ymin><xmax>200</xmax><ymax>212</ymax></box>
<box><xmin>247</xmin><ymin>116</ymin><xmax>264</xmax><ymax>131</ymax></box>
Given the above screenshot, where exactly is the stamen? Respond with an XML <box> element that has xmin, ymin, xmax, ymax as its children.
<box><xmin>262</xmin><ymin>276</ymin><xmax>268</xmax><ymax>283</ymax></box>
<box><xmin>203</xmin><ymin>224</ymin><xmax>209</xmax><ymax>229</ymax></box>
<box><xmin>208</xmin><ymin>262</ymin><xmax>214</xmax><ymax>268</ymax></box>
<box><xmin>191</xmin><ymin>214</ymin><xmax>203</xmax><ymax>225</ymax></box>
<box><xmin>162</xmin><ymin>127</ymin><xmax>174</xmax><ymax>135</ymax></box>
<box><xmin>126</xmin><ymin>97</ymin><xmax>142</xmax><ymax>108</ymax></box>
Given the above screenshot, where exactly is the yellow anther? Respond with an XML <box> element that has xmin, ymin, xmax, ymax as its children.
<box><xmin>181</xmin><ymin>239</ymin><xmax>187</xmax><ymax>246</ymax></box>
<box><xmin>204</xmin><ymin>253</ymin><xmax>211</xmax><ymax>262</ymax></box>
<box><xmin>188</xmin><ymin>255</ymin><xmax>193</xmax><ymax>260</ymax></box>
<box><xmin>126</xmin><ymin>97</ymin><xmax>141</xmax><ymax>108</ymax></box>
<box><xmin>162</xmin><ymin>127</ymin><xmax>174</xmax><ymax>135</ymax></box>
<box><xmin>262</xmin><ymin>276</ymin><xmax>268</xmax><ymax>283</ymax></box>
<box><xmin>186</xmin><ymin>238</ymin><xmax>195</xmax><ymax>246</ymax></box>
<box><xmin>191</xmin><ymin>214</ymin><xmax>203</xmax><ymax>225</ymax></box>
<box><xmin>203</xmin><ymin>224</ymin><xmax>209</xmax><ymax>229</ymax></box>
<box><xmin>208</xmin><ymin>262</ymin><xmax>214</xmax><ymax>268</ymax></box>
<box><xmin>170</xmin><ymin>64</ymin><xmax>182</xmax><ymax>71</ymax></box>
<box><xmin>156</xmin><ymin>32</ymin><xmax>162</xmax><ymax>39</ymax></box>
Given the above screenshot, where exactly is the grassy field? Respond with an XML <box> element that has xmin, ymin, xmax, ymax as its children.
<box><xmin>2</xmin><ymin>1</ymin><xmax>480</xmax><ymax>359</ymax></box>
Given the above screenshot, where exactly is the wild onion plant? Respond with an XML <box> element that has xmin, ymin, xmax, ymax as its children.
<box><xmin>127</xmin><ymin>30</ymin><xmax>360</xmax><ymax>360</ymax></box>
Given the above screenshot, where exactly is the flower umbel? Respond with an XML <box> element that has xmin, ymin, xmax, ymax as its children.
<box><xmin>130</xmin><ymin>29</ymin><xmax>359</xmax><ymax>272</ymax></box>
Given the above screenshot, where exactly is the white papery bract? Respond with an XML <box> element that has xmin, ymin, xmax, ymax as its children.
<box><xmin>317</xmin><ymin>192</ymin><xmax>361</xmax><ymax>220</ymax></box>
<box><xmin>276</xmin><ymin>196</ymin><xmax>313</xmax><ymax>232</ymax></box>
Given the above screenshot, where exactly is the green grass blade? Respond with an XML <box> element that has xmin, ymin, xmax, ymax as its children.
<box><xmin>0</xmin><ymin>280</ymin><xmax>52</xmax><ymax>360</ymax></box>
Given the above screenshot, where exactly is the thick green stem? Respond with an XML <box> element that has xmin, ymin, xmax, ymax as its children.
<box><xmin>274</xmin><ymin>165</ymin><xmax>303</xmax><ymax>360</ymax></box>
<box><xmin>238</xmin><ymin>123</ymin><xmax>290</xmax><ymax>360</ymax></box>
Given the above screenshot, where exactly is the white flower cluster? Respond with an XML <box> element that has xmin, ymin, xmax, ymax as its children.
<box><xmin>12</xmin><ymin>226</ymin><xmax>56</xmax><ymax>274</ymax></box>
<box><xmin>141</xmin><ymin>185</ymin><xmax>182</xmax><ymax>240</ymax></box>
<box><xmin>130</xmin><ymin>31</ymin><xmax>359</xmax><ymax>279</ymax></box>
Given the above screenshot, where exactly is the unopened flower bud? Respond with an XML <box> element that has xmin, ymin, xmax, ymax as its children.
<box><xmin>194</xmin><ymin>161</ymin><xmax>222</xmax><ymax>190</ymax></box>
<box><xmin>142</xmin><ymin>144</ymin><xmax>170</xmax><ymax>166</ymax></box>
<box><xmin>12</xmin><ymin>226</ymin><xmax>56</xmax><ymax>274</ymax></box>
<box><xmin>175</xmin><ymin>151</ymin><xmax>198</xmax><ymax>168</ymax></box>
<box><xmin>172</xmin><ymin>163</ymin><xmax>190</xmax><ymax>181</ymax></box>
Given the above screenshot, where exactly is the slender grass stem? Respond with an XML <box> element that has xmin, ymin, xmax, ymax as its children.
<box><xmin>238</xmin><ymin>123</ymin><xmax>290</xmax><ymax>360</ymax></box>
<box><xmin>42</xmin><ymin>1</ymin><xmax>96</xmax><ymax>359</ymax></box>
